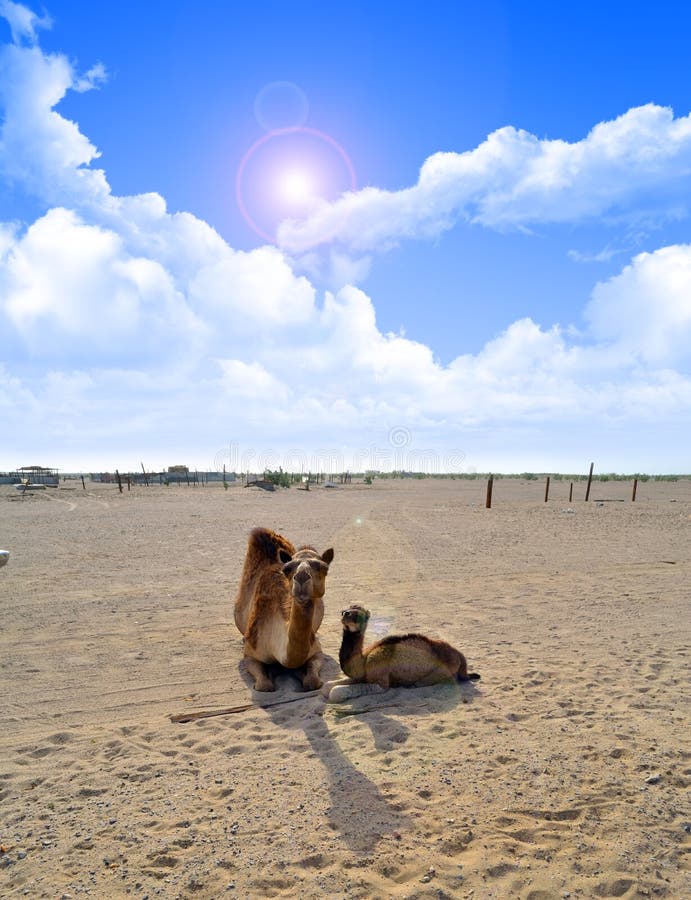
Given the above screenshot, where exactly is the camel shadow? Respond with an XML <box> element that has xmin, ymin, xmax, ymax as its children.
<box><xmin>238</xmin><ymin>656</ymin><xmax>480</xmax><ymax>853</ymax></box>
<box><xmin>240</xmin><ymin>654</ymin><xmax>408</xmax><ymax>851</ymax></box>
<box><xmin>325</xmin><ymin>677</ymin><xmax>481</xmax><ymax>750</ymax></box>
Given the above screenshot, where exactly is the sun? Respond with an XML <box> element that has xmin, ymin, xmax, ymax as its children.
<box><xmin>277</xmin><ymin>168</ymin><xmax>316</xmax><ymax>205</ymax></box>
<box><xmin>236</xmin><ymin>126</ymin><xmax>357</xmax><ymax>243</ymax></box>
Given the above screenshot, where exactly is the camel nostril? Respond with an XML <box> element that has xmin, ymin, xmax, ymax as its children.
<box><xmin>294</xmin><ymin>568</ymin><xmax>311</xmax><ymax>584</ymax></box>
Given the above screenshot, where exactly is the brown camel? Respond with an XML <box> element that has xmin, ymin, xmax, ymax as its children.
<box><xmin>328</xmin><ymin>603</ymin><xmax>479</xmax><ymax>702</ymax></box>
<box><xmin>234</xmin><ymin>527</ymin><xmax>334</xmax><ymax>692</ymax></box>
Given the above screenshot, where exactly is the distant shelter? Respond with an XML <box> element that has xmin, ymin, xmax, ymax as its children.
<box><xmin>0</xmin><ymin>465</ymin><xmax>59</xmax><ymax>486</ymax></box>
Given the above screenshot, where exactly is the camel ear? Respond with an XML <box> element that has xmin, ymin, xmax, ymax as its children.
<box><xmin>321</xmin><ymin>548</ymin><xmax>334</xmax><ymax>566</ymax></box>
<box><xmin>278</xmin><ymin>549</ymin><xmax>293</xmax><ymax>565</ymax></box>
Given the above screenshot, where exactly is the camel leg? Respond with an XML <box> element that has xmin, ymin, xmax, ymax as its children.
<box><xmin>327</xmin><ymin>682</ymin><xmax>386</xmax><ymax>703</ymax></box>
<box><xmin>300</xmin><ymin>653</ymin><xmax>324</xmax><ymax>691</ymax></box>
<box><xmin>245</xmin><ymin>658</ymin><xmax>276</xmax><ymax>692</ymax></box>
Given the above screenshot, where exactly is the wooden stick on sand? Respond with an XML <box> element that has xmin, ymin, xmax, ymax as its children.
<box><xmin>170</xmin><ymin>692</ymin><xmax>321</xmax><ymax>723</ymax></box>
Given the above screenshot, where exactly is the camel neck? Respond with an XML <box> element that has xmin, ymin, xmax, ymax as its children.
<box><xmin>339</xmin><ymin>629</ymin><xmax>366</xmax><ymax>680</ymax></box>
<box><xmin>283</xmin><ymin>600</ymin><xmax>314</xmax><ymax>669</ymax></box>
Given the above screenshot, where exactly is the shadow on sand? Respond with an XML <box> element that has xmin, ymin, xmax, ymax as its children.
<box><xmin>239</xmin><ymin>656</ymin><xmax>480</xmax><ymax>853</ymax></box>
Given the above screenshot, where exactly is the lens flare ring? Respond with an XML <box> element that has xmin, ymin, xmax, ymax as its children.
<box><xmin>254</xmin><ymin>81</ymin><xmax>309</xmax><ymax>132</ymax></box>
<box><xmin>235</xmin><ymin>126</ymin><xmax>357</xmax><ymax>246</ymax></box>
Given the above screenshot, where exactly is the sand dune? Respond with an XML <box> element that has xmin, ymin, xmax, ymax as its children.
<box><xmin>1</xmin><ymin>478</ymin><xmax>689</xmax><ymax>898</ymax></box>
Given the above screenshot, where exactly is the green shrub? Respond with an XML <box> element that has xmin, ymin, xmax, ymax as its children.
<box><xmin>264</xmin><ymin>469</ymin><xmax>291</xmax><ymax>488</ymax></box>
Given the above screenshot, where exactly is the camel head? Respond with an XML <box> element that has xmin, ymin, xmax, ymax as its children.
<box><xmin>340</xmin><ymin>603</ymin><xmax>370</xmax><ymax>633</ymax></box>
<box><xmin>279</xmin><ymin>545</ymin><xmax>334</xmax><ymax>606</ymax></box>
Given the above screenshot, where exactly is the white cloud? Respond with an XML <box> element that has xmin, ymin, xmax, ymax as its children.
<box><xmin>73</xmin><ymin>62</ymin><xmax>106</xmax><ymax>93</ymax></box>
<box><xmin>278</xmin><ymin>104</ymin><xmax>691</xmax><ymax>254</ymax></box>
<box><xmin>0</xmin><ymin>40</ymin><xmax>111</xmax><ymax>208</ymax></box>
<box><xmin>3</xmin><ymin>273</ymin><xmax>691</xmax><ymax>471</ymax></box>
<box><xmin>0</xmin><ymin>207</ymin><xmax>207</xmax><ymax>360</ymax></box>
<box><xmin>568</xmin><ymin>245</ymin><xmax>624</xmax><ymax>264</ymax></box>
<box><xmin>189</xmin><ymin>245</ymin><xmax>316</xmax><ymax>327</ymax></box>
<box><xmin>0</xmin><ymin>0</ymin><xmax>50</xmax><ymax>45</ymax></box>
<box><xmin>0</xmin><ymin>360</ymin><xmax>35</xmax><ymax>410</ymax></box>
<box><xmin>0</xmin><ymin>15</ymin><xmax>320</xmax><ymax>361</ymax></box>
<box><xmin>1</xmin><ymin>9</ymin><xmax>690</xmax><ymax>473</ymax></box>
<box><xmin>218</xmin><ymin>359</ymin><xmax>291</xmax><ymax>401</ymax></box>
<box><xmin>586</xmin><ymin>244</ymin><xmax>691</xmax><ymax>366</ymax></box>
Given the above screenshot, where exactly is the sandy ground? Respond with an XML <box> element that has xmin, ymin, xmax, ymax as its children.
<box><xmin>0</xmin><ymin>477</ymin><xmax>689</xmax><ymax>900</ymax></box>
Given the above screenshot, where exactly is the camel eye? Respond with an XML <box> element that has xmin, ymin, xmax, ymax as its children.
<box><xmin>308</xmin><ymin>559</ymin><xmax>327</xmax><ymax>573</ymax></box>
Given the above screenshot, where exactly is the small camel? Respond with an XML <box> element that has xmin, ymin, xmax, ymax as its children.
<box><xmin>328</xmin><ymin>603</ymin><xmax>480</xmax><ymax>702</ymax></box>
<box><xmin>234</xmin><ymin>527</ymin><xmax>334</xmax><ymax>692</ymax></box>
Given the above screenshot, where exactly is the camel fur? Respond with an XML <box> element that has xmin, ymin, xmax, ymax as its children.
<box><xmin>329</xmin><ymin>603</ymin><xmax>479</xmax><ymax>702</ymax></box>
<box><xmin>234</xmin><ymin>527</ymin><xmax>334</xmax><ymax>692</ymax></box>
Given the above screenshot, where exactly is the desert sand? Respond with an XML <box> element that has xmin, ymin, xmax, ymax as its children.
<box><xmin>1</xmin><ymin>477</ymin><xmax>689</xmax><ymax>899</ymax></box>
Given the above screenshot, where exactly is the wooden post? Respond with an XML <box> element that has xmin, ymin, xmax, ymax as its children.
<box><xmin>223</xmin><ymin>464</ymin><xmax>227</xmax><ymax>489</ymax></box>
<box><xmin>632</xmin><ymin>478</ymin><xmax>638</xmax><ymax>502</ymax></box>
<box><xmin>544</xmin><ymin>476</ymin><xmax>550</xmax><ymax>502</ymax></box>
<box><xmin>569</xmin><ymin>482</ymin><xmax>573</xmax><ymax>503</ymax></box>
<box><xmin>485</xmin><ymin>475</ymin><xmax>494</xmax><ymax>509</ymax></box>
<box><xmin>116</xmin><ymin>469</ymin><xmax>123</xmax><ymax>493</ymax></box>
<box><xmin>585</xmin><ymin>462</ymin><xmax>594</xmax><ymax>502</ymax></box>
<box><xmin>141</xmin><ymin>462</ymin><xmax>149</xmax><ymax>486</ymax></box>
<box><xmin>127</xmin><ymin>476</ymin><xmax>131</xmax><ymax>491</ymax></box>
<box><xmin>81</xmin><ymin>475</ymin><xmax>86</xmax><ymax>490</ymax></box>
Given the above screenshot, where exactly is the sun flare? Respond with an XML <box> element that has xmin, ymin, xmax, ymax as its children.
<box><xmin>236</xmin><ymin>126</ymin><xmax>357</xmax><ymax>243</ymax></box>
<box><xmin>278</xmin><ymin>168</ymin><xmax>315</xmax><ymax>205</ymax></box>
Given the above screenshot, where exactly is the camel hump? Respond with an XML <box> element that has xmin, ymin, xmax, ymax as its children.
<box><xmin>248</xmin><ymin>527</ymin><xmax>295</xmax><ymax>562</ymax></box>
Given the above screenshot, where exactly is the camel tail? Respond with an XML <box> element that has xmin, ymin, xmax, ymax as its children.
<box><xmin>454</xmin><ymin>649</ymin><xmax>480</xmax><ymax>682</ymax></box>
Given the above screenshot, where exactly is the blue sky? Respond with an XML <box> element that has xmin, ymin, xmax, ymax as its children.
<box><xmin>1</xmin><ymin>0</ymin><xmax>691</xmax><ymax>473</ymax></box>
